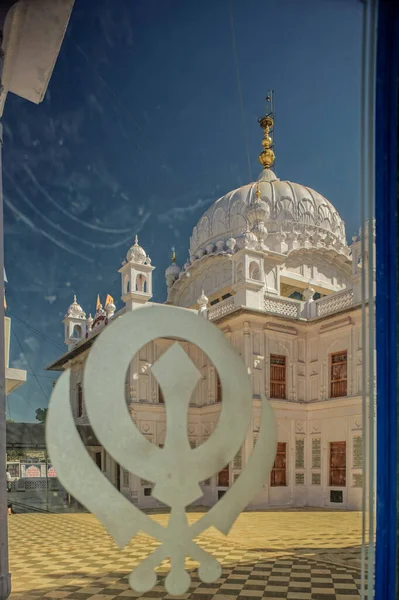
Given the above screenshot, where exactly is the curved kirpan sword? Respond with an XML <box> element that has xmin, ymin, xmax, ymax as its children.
<box><xmin>46</xmin><ymin>372</ymin><xmax>276</xmax><ymax>594</ymax></box>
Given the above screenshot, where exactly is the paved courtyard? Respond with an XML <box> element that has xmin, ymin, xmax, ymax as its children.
<box><xmin>8</xmin><ymin>510</ymin><xmax>368</xmax><ymax>600</ymax></box>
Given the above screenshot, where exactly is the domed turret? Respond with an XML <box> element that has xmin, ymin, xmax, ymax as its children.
<box><xmin>63</xmin><ymin>295</ymin><xmax>87</xmax><ymax>349</ymax></box>
<box><xmin>86</xmin><ymin>313</ymin><xmax>94</xmax><ymax>332</ymax></box>
<box><xmin>119</xmin><ymin>234</ymin><xmax>155</xmax><ymax>310</ymax></box>
<box><xmin>65</xmin><ymin>295</ymin><xmax>86</xmax><ymax>320</ymax></box>
<box><xmin>197</xmin><ymin>290</ymin><xmax>209</xmax><ymax>316</ymax></box>
<box><xmin>126</xmin><ymin>235</ymin><xmax>147</xmax><ymax>264</ymax></box>
<box><xmin>165</xmin><ymin>248</ymin><xmax>181</xmax><ymax>289</ymax></box>
<box><xmin>105</xmin><ymin>294</ymin><xmax>116</xmax><ymax>318</ymax></box>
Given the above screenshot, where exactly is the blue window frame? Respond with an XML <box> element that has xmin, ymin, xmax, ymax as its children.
<box><xmin>375</xmin><ymin>0</ymin><xmax>399</xmax><ymax>598</ymax></box>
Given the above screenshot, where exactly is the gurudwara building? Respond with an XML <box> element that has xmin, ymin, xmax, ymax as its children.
<box><xmin>47</xmin><ymin>111</ymin><xmax>374</xmax><ymax>511</ymax></box>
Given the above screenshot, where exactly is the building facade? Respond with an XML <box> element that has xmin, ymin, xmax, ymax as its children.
<box><xmin>4</xmin><ymin>270</ymin><xmax>26</xmax><ymax>395</ymax></box>
<box><xmin>48</xmin><ymin>117</ymin><xmax>373</xmax><ymax>511</ymax></box>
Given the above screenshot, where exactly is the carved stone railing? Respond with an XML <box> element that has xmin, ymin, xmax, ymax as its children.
<box><xmin>264</xmin><ymin>295</ymin><xmax>301</xmax><ymax>318</ymax></box>
<box><xmin>315</xmin><ymin>288</ymin><xmax>354</xmax><ymax>317</ymax></box>
<box><xmin>208</xmin><ymin>296</ymin><xmax>235</xmax><ymax>321</ymax></box>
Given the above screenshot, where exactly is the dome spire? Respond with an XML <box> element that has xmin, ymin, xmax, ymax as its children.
<box><xmin>258</xmin><ymin>91</ymin><xmax>275</xmax><ymax>170</ymax></box>
<box><xmin>165</xmin><ymin>246</ymin><xmax>181</xmax><ymax>290</ymax></box>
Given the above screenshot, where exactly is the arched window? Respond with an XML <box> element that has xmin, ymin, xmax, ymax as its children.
<box><xmin>124</xmin><ymin>275</ymin><xmax>130</xmax><ymax>294</ymax></box>
<box><xmin>236</xmin><ymin>263</ymin><xmax>244</xmax><ymax>283</ymax></box>
<box><xmin>136</xmin><ymin>274</ymin><xmax>147</xmax><ymax>292</ymax></box>
<box><xmin>289</xmin><ymin>290</ymin><xmax>303</xmax><ymax>301</ymax></box>
<box><xmin>71</xmin><ymin>325</ymin><xmax>82</xmax><ymax>339</ymax></box>
<box><xmin>249</xmin><ymin>261</ymin><xmax>260</xmax><ymax>280</ymax></box>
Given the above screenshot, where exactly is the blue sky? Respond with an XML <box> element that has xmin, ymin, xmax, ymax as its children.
<box><xmin>4</xmin><ymin>0</ymin><xmax>363</xmax><ymax>422</ymax></box>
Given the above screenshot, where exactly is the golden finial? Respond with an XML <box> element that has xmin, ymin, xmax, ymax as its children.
<box><xmin>258</xmin><ymin>92</ymin><xmax>275</xmax><ymax>169</ymax></box>
<box><xmin>171</xmin><ymin>247</ymin><xmax>176</xmax><ymax>263</ymax></box>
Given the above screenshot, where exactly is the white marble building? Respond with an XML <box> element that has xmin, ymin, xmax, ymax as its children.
<box><xmin>48</xmin><ymin>119</ymin><xmax>373</xmax><ymax>511</ymax></box>
<box><xmin>4</xmin><ymin>270</ymin><xmax>27</xmax><ymax>395</ymax></box>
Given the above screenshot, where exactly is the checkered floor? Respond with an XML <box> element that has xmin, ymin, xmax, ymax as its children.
<box><xmin>8</xmin><ymin>512</ymin><xmax>369</xmax><ymax>599</ymax></box>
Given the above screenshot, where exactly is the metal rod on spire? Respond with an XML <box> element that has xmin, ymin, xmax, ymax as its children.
<box><xmin>258</xmin><ymin>90</ymin><xmax>275</xmax><ymax>170</ymax></box>
<box><xmin>270</xmin><ymin>90</ymin><xmax>276</xmax><ymax>171</ymax></box>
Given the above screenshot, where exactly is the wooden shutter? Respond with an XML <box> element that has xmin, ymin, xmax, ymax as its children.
<box><xmin>329</xmin><ymin>441</ymin><xmax>346</xmax><ymax>486</ymax></box>
<box><xmin>330</xmin><ymin>351</ymin><xmax>347</xmax><ymax>398</ymax></box>
<box><xmin>270</xmin><ymin>442</ymin><xmax>287</xmax><ymax>486</ymax></box>
<box><xmin>270</xmin><ymin>355</ymin><xmax>286</xmax><ymax>399</ymax></box>
<box><xmin>218</xmin><ymin>464</ymin><xmax>229</xmax><ymax>487</ymax></box>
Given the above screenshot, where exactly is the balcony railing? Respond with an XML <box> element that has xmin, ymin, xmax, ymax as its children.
<box><xmin>264</xmin><ymin>295</ymin><xmax>301</xmax><ymax>318</ymax></box>
<box><xmin>208</xmin><ymin>296</ymin><xmax>235</xmax><ymax>320</ymax></box>
<box><xmin>207</xmin><ymin>288</ymin><xmax>356</xmax><ymax>322</ymax></box>
<box><xmin>315</xmin><ymin>288</ymin><xmax>354</xmax><ymax>317</ymax></box>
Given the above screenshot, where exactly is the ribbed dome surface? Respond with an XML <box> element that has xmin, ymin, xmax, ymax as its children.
<box><xmin>190</xmin><ymin>170</ymin><xmax>346</xmax><ymax>257</ymax></box>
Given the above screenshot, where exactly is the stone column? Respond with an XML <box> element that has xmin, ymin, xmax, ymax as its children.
<box><xmin>242</xmin><ymin>322</ymin><xmax>255</xmax><ymax>474</ymax></box>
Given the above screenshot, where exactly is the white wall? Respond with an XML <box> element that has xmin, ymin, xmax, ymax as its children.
<box><xmin>67</xmin><ymin>305</ymin><xmax>365</xmax><ymax>510</ymax></box>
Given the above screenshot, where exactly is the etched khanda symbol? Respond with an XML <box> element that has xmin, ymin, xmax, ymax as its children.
<box><xmin>46</xmin><ymin>305</ymin><xmax>277</xmax><ymax>596</ymax></box>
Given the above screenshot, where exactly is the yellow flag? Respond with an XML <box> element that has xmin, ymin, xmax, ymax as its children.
<box><xmin>105</xmin><ymin>294</ymin><xmax>114</xmax><ymax>306</ymax></box>
<box><xmin>96</xmin><ymin>294</ymin><xmax>101</xmax><ymax>310</ymax></box>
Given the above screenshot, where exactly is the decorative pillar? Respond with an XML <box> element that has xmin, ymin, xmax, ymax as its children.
<box><xmin>242</xmin><ymin>321</ymin><xmax>254</xmax><ymax>471</ymax></box>
<box><xmin>348</xmin><ymin>324</ymin><xmax>354</xmax><ymax>397</ymax></box>
<box><xmin>197</xmin><ymin>290</ymin><xmax>209</xmax><ymax>318</ymax></box>
<box><xmin>243</xmin><ymin>321</ymin><xmax>252</xmax><ymax>369</ymax></box>
<box><xmin>321</xmin><ymin>358</ymin><xmax>328</xmax><ymax>400</ymax></box>
<box><xmin>264</xmin><ymin>327</ymin><xmax>270</xmax><ymax>398</ymax></box>
<box><xmin>289</xmin><ymin>360</ymin><xmax>295</xmax><ymax>401</ymax></box>
<box><xmin>302</xmin><ymin>285</ymin><xmax>316</xmax><ymax>319</ymax></box>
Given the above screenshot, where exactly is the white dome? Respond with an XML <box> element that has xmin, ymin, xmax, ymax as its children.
<box><xmin>126</xmin><ymin>235</ymin><xmax>147</xmax><ymax>264</ymax></box>
<box><xmin>66</xmin><ymin>295</ymin><xmax>86</xmax><ymax>319</ymax></box>
<box><xmin>165</xmin><ymin>263</ymin><xmax>181</xmax><ymax>277</ymax></box>
<box><xmin>190</xmin><ymin>169</ymin><xmax>347</xmax><ymax>258</ymax></box>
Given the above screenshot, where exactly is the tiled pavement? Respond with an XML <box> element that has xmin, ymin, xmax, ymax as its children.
<box><xmin>8</xmin><ymin>511</ymin><xmax>369</xmax><ymax>600</ymax></box>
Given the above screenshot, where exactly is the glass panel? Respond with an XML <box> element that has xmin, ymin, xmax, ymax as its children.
<box><xmin>0</xmin><ymin>1</ymin><xmax>377</xmax><ymax>598</ymax></box>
